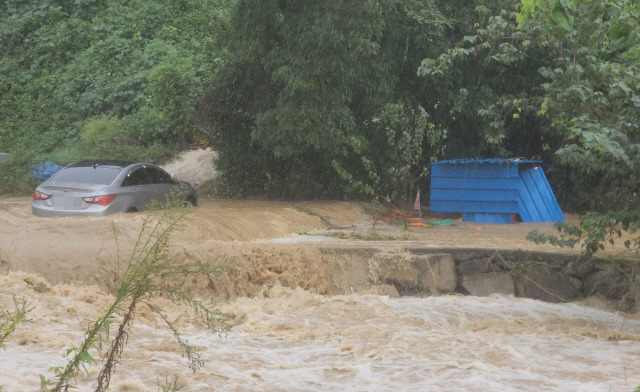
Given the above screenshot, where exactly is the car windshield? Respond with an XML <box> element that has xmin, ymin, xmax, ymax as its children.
<box><xmin>50</xmin><ymin>166</ymin><xmax>123</xmax><ymax>185</ymax></box>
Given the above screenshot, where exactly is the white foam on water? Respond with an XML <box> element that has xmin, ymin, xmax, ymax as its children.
<box><xmin>1</xmin><ymin>284</ymin><xmax>639</xmax><ymax>392</ymax></box>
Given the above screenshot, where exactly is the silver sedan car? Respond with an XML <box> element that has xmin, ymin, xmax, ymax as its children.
<box><xmin>32</xmin><ymin>160</ymin><xmax>198</xmax><ymax>217</ymax></box>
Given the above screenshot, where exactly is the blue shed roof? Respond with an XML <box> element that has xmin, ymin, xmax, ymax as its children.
<box><xmin>436</xmin><ymin>158</ymin><xmax>542</xmax><ymax>165</ymax></box>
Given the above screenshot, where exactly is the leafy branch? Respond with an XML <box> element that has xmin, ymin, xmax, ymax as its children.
<box><xmin>528</xmin><ymin>210</ymin><xmax>640</xmax><ymax>256</ymax></box>
<box><xmin>41</xmin><ymin>199</ymin><xmax>231</xmax><ymax>392</ymax></box>
<box><xmin>0</xmin><ymin>295</ymin><xmax>32</xmax><ymax>350</ymax></box>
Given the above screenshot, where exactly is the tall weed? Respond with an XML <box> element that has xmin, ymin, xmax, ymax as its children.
<box><xmin>41</xmin><ymin>200</ymin><xmax>230</xmax><ymax>392</ymax></box>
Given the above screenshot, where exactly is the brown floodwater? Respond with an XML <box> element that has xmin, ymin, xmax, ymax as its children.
<box><xmin>1</xmin><ymin>196</ymin><xmax>639</xmax><ymax>391</ymax></box>
<box><xmin>1</xmin><ymin>273</ymin><xmax>639</xmax><ymax>391</ymax></box>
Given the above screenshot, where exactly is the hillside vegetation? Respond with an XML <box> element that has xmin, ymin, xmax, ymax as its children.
<box><xmin>1</xmin><ymin>0</ymin><xmax>231</xmax><ymax>190</ymax></box>
<box><xmin>1</xmin><ymin>1</ymin><xmax>639</xmax><ymax>227</ymax></box>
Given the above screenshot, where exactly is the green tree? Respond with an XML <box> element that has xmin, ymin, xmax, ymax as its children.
<box><xmin>520</xmin><ymin>0</ymin><xmax>640</xmax><ymax>311</ymax></box>
<box><xmin>148</xmin><ymin>50</ymin><xmax>200</xmax><ymax>142</ymax></box>
<box><xmin>334</xmin><ymin>102</ymin><xmax>446</xmax><ymax>227</ymax></box>
<box><xmin>204</xmin><ymin>0</ymin><xmax>446</xmax><ymax>198</ymax></box>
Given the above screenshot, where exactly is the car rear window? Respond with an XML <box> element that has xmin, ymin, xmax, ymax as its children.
<box><xmin>50</xmin><ymin>166</ymin><xmax>123</xmax><ymax>185</ymax></box>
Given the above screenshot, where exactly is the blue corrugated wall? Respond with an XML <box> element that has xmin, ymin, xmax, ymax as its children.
<box><xmin>517</xmin><ymin>166</ymin><xmax>565</xmax><ymax>222</ymax></box>
<box><xmin>430</xmin><ymin>160</ymin><xmax>564</xmax><ymax>223</ymax></box>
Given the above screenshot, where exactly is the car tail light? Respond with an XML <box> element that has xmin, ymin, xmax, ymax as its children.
<box><xmin>83</xmin><ymin>194</ymin><xmax>117</xmax><ymax>206</ymax></box>
<box><xmin>33</xmin><ymin>190</ymin><xmax>51</xmax><ymax>200</ymax></box>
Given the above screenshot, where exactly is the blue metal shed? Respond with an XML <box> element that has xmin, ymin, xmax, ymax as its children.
<box><xmin>430</xmin><ymin>158</ymin><xmax>565</xmax><ymax>224</ymax></box>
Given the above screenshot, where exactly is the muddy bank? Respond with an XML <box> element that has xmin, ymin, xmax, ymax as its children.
<box><xmin>0</xmin><ymin>198</ymin><xmax>365</xmax><ymax>290</ymax></box>
<box><xmin>1</xmin><ymin>197</ymin><xmax>636</xmax><ymax>303</ymax></box>
<box><xmin>191</xmin><ymin>245</ymin><xmax>638</xmax><ymax>308</ymax></box>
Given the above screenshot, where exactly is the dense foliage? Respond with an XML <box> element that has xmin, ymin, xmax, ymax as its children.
<box><xmin>419</xmin><ymin>0</ymin><xmax>640</xmax><ymax>211</ymax></box>
<box><xmin>203</xmin><ymin>0</ymin><xmax>449</xmax><ymax>199</ymax></box>
<box><xmin>0</xmin><ymin>0</ymin><xmax>231</xmax><ymax>192</ymax></box>
<box><xmin>333</xmin><ymin>101</ymin><xmax>446</xmax><ymax>217</ymax></box>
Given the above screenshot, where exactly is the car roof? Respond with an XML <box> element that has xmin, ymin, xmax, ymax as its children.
<box><xmin>69</xmin><ymin>160</ymin><xmax>135</xmax><ymax>168</ymax></box>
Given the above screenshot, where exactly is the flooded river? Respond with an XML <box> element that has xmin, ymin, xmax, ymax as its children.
<box><xmin>1</xmin><ymin>273</ymin><xmax>639</xmax><ymax>391</ymax></box>
<box><xmin>1</xmin><ymin>195</ymin><xmax>639</xmax><ymax>391</ymax></box>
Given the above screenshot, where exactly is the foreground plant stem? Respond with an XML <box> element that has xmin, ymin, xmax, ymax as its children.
<box><xmin>94</xmin><ymin>286</ymin><xmax>143</xmax><ymax>392</ymax></box>
<box><xmin>42</xmin><ymin>201</ymin><xmax>230</xmax><ymax>391</ymax></box>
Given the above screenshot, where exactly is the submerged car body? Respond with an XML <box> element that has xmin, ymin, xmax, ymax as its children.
<box><xmin>32</xmin><ymin>160</ymin><xmax>197</xmax><ymax>217</ymax></box>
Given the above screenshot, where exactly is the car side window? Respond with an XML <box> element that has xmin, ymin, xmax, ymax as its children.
<box><xmin>121</xmin><ymin>167</ymin><xmax>149</xmax><ymax>187</ymax></box>
<box><xmin>145</xmin><ymin>167</ymin><xmax>172</xmax><ymax>184</ymax></box>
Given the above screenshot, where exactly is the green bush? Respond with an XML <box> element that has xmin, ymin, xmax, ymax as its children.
<box><xmin>48</xmin><ymin>115</ymin><xmax>169</xmax><ymax>164</ymax></box>
<box><xmin>0</xmin><ymin>155</ymin><xmax>39</xmax><ymax>195</ymax></box>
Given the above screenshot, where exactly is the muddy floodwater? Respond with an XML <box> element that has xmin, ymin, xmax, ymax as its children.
<box><xmin>1</xmin><ymin>197</ymin><xmax>640</xmax><ymax>391</ymax></box>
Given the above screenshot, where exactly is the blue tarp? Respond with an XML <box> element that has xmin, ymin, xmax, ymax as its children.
<box><xmin>32</xmin><ymin>161</ymin><xmax>64</xmax><ymax>181</ymax></box>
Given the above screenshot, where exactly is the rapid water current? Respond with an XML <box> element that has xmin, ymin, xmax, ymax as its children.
<box><xmin>1</xmin><ymin>274</ymin><xmax>639</xmax><ymax>392</ymax></box>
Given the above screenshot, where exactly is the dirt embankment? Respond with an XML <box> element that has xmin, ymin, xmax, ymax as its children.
<box><xmin>1</xmin><ymin>195</ymin><xmax>635</xmax><ymax>300</ymax></box>
<box><xmin>0</xmin><ymin>198</ymin><xmax>364</xmax><ymax>295</ymax></box>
